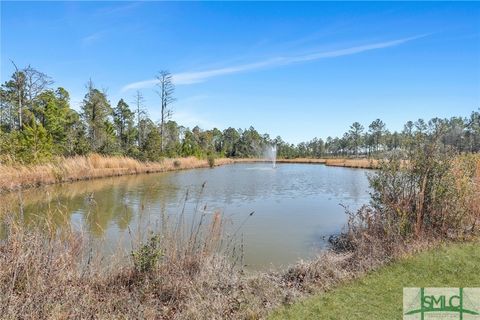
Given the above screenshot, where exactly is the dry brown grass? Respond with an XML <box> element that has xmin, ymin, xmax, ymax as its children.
<box><xmin>324</xmin><ymin>158</ymin><xmax>379</xmax><ymax>169</ymax></box>
<box><xmin>450</xmin><ymin>154</ymin><xmax>480</xmax><ymax>231</ymax></box>
<box><xmin>233</xmin><ymin>158</ymin><xmax>326</xmax><ymax>164</ymax></box>
<box><xmin>276</xmin><ymin>158</ymin><xmax>326</xmax><ymax>164</ymax></box>
<box><xmin>0</xmin><ymin>217</ymin><xmax>364</xmax><ymax>319</ymax></box>
<box><xmin>0</xmin><ymin>154</ymin><xmax>234</xmax><ymax>194</ymax></box>
<box><xmin>0</xmin><ymin>209</ymin><xmax>437</xmax><ymax>320</ymax></box>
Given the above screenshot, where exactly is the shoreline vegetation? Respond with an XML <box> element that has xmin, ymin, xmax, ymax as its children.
<box><xmin>0</xmin><ymin>155</ymin><xmax>376</xmax><ymax>194</ymax></box>
<box><xmin>1</xmin><ymin>152</ymin><xmax>479</xmax><ymax>318</ymax></box>
<box><xmin>0</xmin><ymin>214</ymin><xmax>442</xmax><ymax>320</ymax></box>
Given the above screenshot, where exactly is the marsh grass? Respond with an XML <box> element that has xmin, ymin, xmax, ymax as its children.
<box><xmin>0</xmin><ymin>202</ymin><xmax>239</xmax><ymax>319</ymax></box>
<box><xmin>0</xmin><ymin>218</ymin><xmax>358</xmax><ymax>319</ymax></box>
<box><xmin>0</xmin><ymin>154</ymin><xmax>234</xmax><ymax>193</ymax></box>
<box><xmin>324</xmin><ymin>158</ymin><xmax>379</xmax><ymax>169</ymax></box>
<box><xmin>274</xmin><ymin>158</ymin><xmax>326</xmax><ymax>164</ymax></box>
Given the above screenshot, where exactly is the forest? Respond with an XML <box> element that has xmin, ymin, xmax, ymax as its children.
<box><xmin>1</xmin><ymin>64</ymin><xmax>479</xmax><ymax>164</ymax></box>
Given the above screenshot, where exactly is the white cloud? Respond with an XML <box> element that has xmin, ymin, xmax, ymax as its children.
<box><xmin>81</xmin><ymin>30</ymin><xmax>106</xmax><ymax>46</ymax></box>
<box><xmin>121</xmin><ymin>34</ymin><xmax>427</xmax><ymax>92</ymax></box>
<box><xmin>171</xmin><ymin>59</ymin><xmax>278</xmax><ymax>85</ymax></box>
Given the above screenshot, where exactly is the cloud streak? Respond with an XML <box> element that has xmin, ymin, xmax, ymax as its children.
<box><xmin>121</xmin><ymin>34</ymin><xmax>426</xmax><ymax>92</ymax></box>
<box><xmin>81</xmin><ymin>30</ymin><xmax>106</xmax><ymax>46</ymax></box>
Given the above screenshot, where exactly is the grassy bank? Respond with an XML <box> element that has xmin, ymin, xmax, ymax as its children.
<box><xmin>276</xmin><ymin>158</ymin><xmax>326</xmax><ymax>164</ymax></box>
<box><xmin>270</xmin><ymin>241</ymin><xmax>480</xmax><ymax>320</ymax></box>
<box><xmin>324</xmin><ymin>158</ymin><xmax>378</xmax><ymax>169</ymax></box>
<box><xmin>233</xmin><ymin>158</ymin><xmax>327</xmax><ymax>164</ymax></box>
<box><xmin>235</xmin><ymin>158</ymin><xmax>377</xmax><ymax>167</ymax></box>
<box><xmin>0</xmin><ymin>154</ymin><xmax>234</xmax><ymax>193</ymax></box>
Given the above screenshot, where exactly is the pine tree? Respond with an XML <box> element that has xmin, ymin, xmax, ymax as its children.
<box><xmin>81</xmin><ymin>80</ymin><xmax>114</xmax><ymax>152</ymax></box>
<box><xmin>18</xmin><ymin>121</ymin><xmax>53</xmax><ymax>163</ymax></box>
<box><xmin>113</xmin><ymin>99</ymin><xmax>135</xmax><ymax>153</ymax></box>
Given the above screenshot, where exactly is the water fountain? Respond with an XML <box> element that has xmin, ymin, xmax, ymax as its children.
<box><xmin>264</xmin><ymin>144</ymin><xmax>277</xmax><ymax>168</ymax></box>
<box><xmin>271</xmin><ymin>144</ymin><xmax>277</xmax><ymax>168</ymax></box>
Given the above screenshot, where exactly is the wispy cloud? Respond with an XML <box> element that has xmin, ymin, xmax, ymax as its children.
<box><xmin>121</xmin><ymin>34</ymin><xmax>427</xmax><ymax>92</ymax></box>
<box><xmin>81</xmin><ymin>30</ymin><xmax>106</xmax><ymax>46</ymax></box>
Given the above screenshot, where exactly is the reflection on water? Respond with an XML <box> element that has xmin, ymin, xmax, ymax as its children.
<box><xmin>0</xmin><ymin>163</ymin><xmax>370</xmax><ymax>269</ymax></box>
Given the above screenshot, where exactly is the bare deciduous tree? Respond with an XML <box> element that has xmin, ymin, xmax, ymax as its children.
<box><xmin>156</xmin><ymin>70</ymin><xmax>175</xmax><ymax>152</ymax></box>
<box><xmin>10</xmin><ymin>60</ymin><xmax>24</xmax><ymax>129</ymax></box>
<box><xmin>9</xmin><ymin>62</ymin><xmax>53</xmax><ymax>129</ymax></box>
<box><xmin>23</xmin><ymin>65</ymin><xmax>53</xmax><ymax>107</ymax></box>
<box><xmin>133</xmin><ymin>90</ymin><xmax>147</xmax><ymax>146</ymax></box>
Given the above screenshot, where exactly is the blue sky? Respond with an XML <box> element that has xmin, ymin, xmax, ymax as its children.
<box><xmin>1</xmin><ymin>1</ymin><xmax>479</xmax><ymax>143</ymax></box>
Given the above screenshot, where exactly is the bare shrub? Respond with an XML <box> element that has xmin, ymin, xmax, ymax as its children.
<box><xmin>329</xmin><ymin>150</ymin><xmax>479</xmax><ymax>274</ymax></box>
<box><xmin>368</xmin><ymin>148</ymin><xmax>480</xmax><ymax>240</ymax></box>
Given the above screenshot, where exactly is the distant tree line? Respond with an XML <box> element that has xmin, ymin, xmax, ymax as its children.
<box><xmin>0</xmin><ymin>64</ymin><xmax>479</xmax><ymax>164</ymax></box>
<box><xmin>299</xmin><ymin>115</ymin><xmax>480</xmax><ymax>158</ymax></box>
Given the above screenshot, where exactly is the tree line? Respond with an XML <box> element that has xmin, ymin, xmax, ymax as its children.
<box><xmin>298</xmin><ymin>115</ymin><xmax>480</xmax><ymax>159</ymax></box>
<box><xmin>1</xmin><ymin>64</ymin><xmax>479</xmax><ymax>164</ymax></box>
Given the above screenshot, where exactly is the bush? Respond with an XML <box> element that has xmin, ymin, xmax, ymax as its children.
<box><xmin>333</xmin><ymin>139</ymin><xmax>480</xmax><ymax>272</ymax></box>
<box><xmin>328</xmin><ymin>233</ymin><xmax>355</xmax><ymax>253</ymax></box>
<box><xmin>347</xmin><ymin>140</ymin><xmax>480</xmax><ymax>249</ymax></box>
<box><xmin>131</xmin><ymin>234</ymin><xmax>163</xmax><ymax>273</ymax></box>
<box><xmin>207</xmin><ymin>155</ymin><xmax>215</xmax><ymax>168</ymax></box>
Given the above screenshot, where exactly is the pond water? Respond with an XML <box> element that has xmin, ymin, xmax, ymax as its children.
<box><xmin>0</xmin><ymin>163</ymin><xmax>371</xmax><ymax>269</ymax></box>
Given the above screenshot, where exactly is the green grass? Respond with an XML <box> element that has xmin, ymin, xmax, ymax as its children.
<box><xmin>269</xmin><ymin>242</ymin><xmax>480</xmax><ymax>320</ymax></box>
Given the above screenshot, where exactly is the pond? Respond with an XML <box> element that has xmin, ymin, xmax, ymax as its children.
<box><xmin>0</xmin><ymin>163</ymin><xmax>371</xmax><ymax>269</ymax></box>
